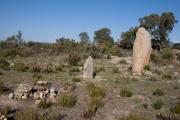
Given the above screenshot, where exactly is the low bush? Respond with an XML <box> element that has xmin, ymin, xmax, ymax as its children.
<box><xmin>163</xmin><ymin>71</ymin><xmax>174</xmax><ymax>80</ymax></box>
<box><xmin>30</xmin><ymin>62</ymin><xmax>41</xmax><ymax>73</ymax></box>
<box><xmin>152</xmin><ymin>100</ymin><xmax>164</xmax><ymax>110</ymax></box>
<box><xmin>15</xmin><ymin>110</ymin><xmax>39</xmax><ymax>120</ymax></box>
<box><xmin>161</xmin><ymin>48</ymin><xmax>175</xmax><ymax>61</ymax></box>
<box><xmin>0</xmin><ymin>58</ymin><xmax>9</xmax><ymax>69</ymax></box>
<box><xmin>55</xmin><ymin>64</ymin><xmax>65</xmax><ymax>71</ymax></box>
<box><xmin>112</xmin><ymin>67</ymin><xmax>119</xmax><ymax>73</ymax></box>
<box><xmin>83</xmin><ymin>97</ymin><xmax>104</xmax><ymax>118</ymax></box>
<box><xmin>43</xmin><ymin>63</ymin><xmax>55</xmax><ymax>73</ymax></box>
<box><xmin>14</xmin><ymin>62</ymin><xmax>28</xmax><ymax>72</ymax></box>
<box><xmin>153</xmin><ymin>89</ymin><xmax>165</xmax><ymax>96</ymax></box>
<box><xmin>119</xmin><ymin>59</ymin><xmax>127</xmax><ymax>64</ymax></box>
<box><xmin>15</xmin><ymin>109</ymin><xmax>61</xmax><ymax>120</ymax></box>
<box><xmin>120</xmin><ymin>113</ymin><xmax>149</xmax><ymax>120</ymax></box>
<box><xmin>0</xmin><ymin>81</ymin><xmax>7</xmax><ymax>95</ymax></box>
<box><xmin>57</xmin><ymin>93</ymin><xmax>77</xmax><ymax>108</ymax></box>
<box><xmin>170</xmin><ymin>103</ymin><xmax>180</xmax><ymax>114</ymax></box>
<box><xmin>33</xmin><ymin>73</ymin><xmax>43</xmax><ymax>81</ymax></box>
<box><xmin>38</xmin><ymin>99</ymin><xmax>52</xmax><ymax>109</ymax></box>
<box><xmin>94</xmin><ymin>66</ymin><xmax>105</xmax><ymax>73</ymax></box>
<box><xmin>106</xmin><ymin>54</ymin><xmax>111</xmax><ymax>59</ymax></box>
<box><xmin>69</xmin><ymin>67</ymin><xmax>80</xmax><ymax>73</ymax></box>
<box><xmin>120</xmin><ymin>88</ymin><xmax>133</xmax><ymax>97</ymax></box>
<box><xmin>87</xmin><ymin>83</ymin><xmax>105</xmax><ymax>98</ymax></box>
<box><xmin>150</xmin><ymin>52</ymin><xmax>162</xmax><ymax>64</ymax></box>
<box><xmin>72</xmin><ymin>77</ymin><xmax>81</xmax><ymax>82</ymax></box>
<box><xmin>68</xmin><ymin>53</ymin><xmax>81</xmax><ymax>66</ymax></box>
<box><xmin>144</xmin><ymin>65</ymin><xmax>150</xmax><ymax>71</ymax></box>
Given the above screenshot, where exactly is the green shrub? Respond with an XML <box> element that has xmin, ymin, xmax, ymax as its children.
<box><xmin>38</xmin><ymin>99</ymin><xmax>52</xmax><ymax>109</ymax></box>
<box><xmin>120</xmin><ymin>88</ymin><xmax>133</xmax><ymax>97</ymax></box>
<box><xmin>15</xmin><ymin>109</ymin><xmax>61</xmax><ymax>120</ymax></box>
<box><xmin>144</xmin><ymin>65</ymin><xmax>150</xmax><ymax>71</ymax></box>
<box><xmin>87</xmin><ymin>83</ymin><xmax>105</xmax><ymax>98</ymax></box>
<box><xmin>30</xmin><ymin>63</ymin><xmax>41</xmax><ymax>73</ymax></box>
<box><xmin>57</xmin><ymin>93</ymin><xmax>77</xmax><ymax>108</ymax></box>
<box><xmin>83</xmin><ymin>97</ymin><xmax>104</xmax><ymax>118</ymax></box>
<box><xmin>120</xmin><ymin>113</ymin><xmax>149</xmax><ymax>120</ymax></box>
<box><xmin>151</xmin><ymin>52</ymin><xmax>161</xmax><ymax>64</ymax></box>
<box><xmin>15</xmin><ymin>110</ymin><xmax>39</xmax><ymax>120</ymax></box>
<box><xmin>0</xmin><ymin>81</ymin><xmax>7</xmax><ymax>95</ymax></box>
<box><xmin>163</xmin><ymin>71</ymin><xmax>173</xmax><ymax>80</ymax></box>
<box><xmin>161</xmin><ymin>48</ymin><xmax>175</xmax><ymax>60</ymax></box>
<box><xmin>170</xmin><ymin>103</ymin><xmax>180</xmax><ymax>114</ymax></box>
<box><xmin>43</xmin><ymin>63</ymin><xmax>55</xmax><ymax>73</ymax></box>
<box><xmin>69</xmin><ymin>67</ymin><xmax>80</xmax><ymax>73</ymax></box>
<box><xmin>153</xmin><ymin>89</ymin><xmax>165</xmax><ymax>96</ymax></box>
<box><xmin>14</xmin><ymin>62</ymin><xmax>28</xmax><ymax>72</ymax></box>
<box><xmin>0</xmin><ymin>58</ymin><xmax>9</xmax><ymax>69</ymax></box>
<box><xmin>119</xmin><ymin>59</ymin><xmax>127</xmax><ymax>64</ymax></box>
<box><xmin>72</xmin><ymin>77</ymin><xmax>81</xmax><ymax>82</ymax></box>
<box><xmin>94</xmin><ymin>66</ymin><xmax>105</xmax><ymax>73</ymax></box>
<box><xmin>152</xmin><ymin>100</ymin><xmax>164</xmax><ymax>110</ymax></box>
<box><xmin>112</xmin><ymin>67</ymin><xmax>119</xmax><ymax>73</ymax></box>
<box><xmin>174</xmin><ymin>103</ymin><xmax>180</xmax><ymax>114</ymax></box>
<box><xmin>106</xmin><ymin>54</ymin><xmax>111</xmax><ymax>59</ymax></box>
<box><xmin>33</xmin><ymin>73</ymin><xmax>43</xmax><ymax>80</ymax></box>
<box><xmin>68</xmin><ymin>53</ymin><xmax>81</xmax><ymax>66</ymax></box>
<box><xmin>55</xmin><ymin>64</ymin><xmax>64</xmax><ymax>71</ymax></box>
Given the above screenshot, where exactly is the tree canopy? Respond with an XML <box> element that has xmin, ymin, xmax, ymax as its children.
<box><xmin>79</xmin><ymin>32</ymin><xmax>90</xmax><ymax>44</ymax></box>
<box><xmin>94</xmin><ymin>28</ymin><xmax>114</xmax><ymax>48</ymax></box>
<box><xmin>139</xmin><ymin>12</ymin><xmax>177</xmax><ymax>47</ymax></box>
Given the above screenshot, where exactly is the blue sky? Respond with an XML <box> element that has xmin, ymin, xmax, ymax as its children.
<box><xmin>0</xmin><ymin>0</ymin><xmax>180</xmax><ymax>42</ymax></box>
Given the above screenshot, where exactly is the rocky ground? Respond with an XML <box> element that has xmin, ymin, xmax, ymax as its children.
<box><xmin>0</xmin><ymin>54</ymin><xmax>180</xmax><ymax>120</ymax></box>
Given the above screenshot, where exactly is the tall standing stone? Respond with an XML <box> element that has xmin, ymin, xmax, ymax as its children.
<box><xmin>83</xmin><ymin>56</ymin><xmax>93</xmax><ymax>78</ymax></box>
<box><xmin>132</xmin><ymin>27</ymin><xmax>152</xmax><ymax>75</ymax></box>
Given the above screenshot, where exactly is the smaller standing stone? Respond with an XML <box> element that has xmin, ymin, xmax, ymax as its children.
<box><xmin>8</xmin><ymin>93</ymin><xmax>14</xmax><ymax>99</ymax></box>
<box><xmin>83</xmin><ymin>56</ymin><xmax>94</xmax><ymax>78</ymax></box>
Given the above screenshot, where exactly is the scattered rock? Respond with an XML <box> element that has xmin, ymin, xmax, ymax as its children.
<box><xmin>14</xmin><ymin>83</ymin><xmax>33</xmax><ymax>99</ymax></box>
<box><xmin>36</xmin><ymin>80</ymin><xmax>48</xmax><ymax>86</ymax></box>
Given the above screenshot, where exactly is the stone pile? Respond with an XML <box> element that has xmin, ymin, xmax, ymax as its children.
<box><xmin>13</xmin><ymin>83</ymin><xmax>33</xmax><ymax>99</ymax></box>
<box><xmin>9</xmin><ymin>81</ymin><xmax>58</xmax><ymax>104</ymax></box>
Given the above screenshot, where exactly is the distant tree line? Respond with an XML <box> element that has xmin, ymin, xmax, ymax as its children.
<box><xmin>0</xmin><ymin>11</ymin><xmax>179</xmax><ymax>59</ymax></box>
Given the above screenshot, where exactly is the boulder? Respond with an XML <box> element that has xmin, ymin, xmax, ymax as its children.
<box><xmin>83</xmin><ymin>56</ymin><xmax>94</xmax><ymax>78</ymax></box>
<box><xmin>132</xmin><ymin>27</ymin><xmax>152</xmax><ymax>75</ymax></box>
<box><xmin>35</xmin><ymin>99</ymin><xmax>41</xmax><ymax>104</ymax></box>
<box><xmin>36</xmin><ymin>80</ymin><xmax>48</xmax><ymax>86</ymax></box>
<box><xmin>8</xmin><ymin>93</ymin><xmax>14</xmax><ymax>99</ymax></box>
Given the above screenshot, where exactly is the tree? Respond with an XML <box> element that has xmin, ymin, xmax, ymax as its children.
<box><xmin>94</xmin><ymin>28</ymin><xmax>114</xmax><ymax>48</ymax></box>
<box><xmin>79</xmin><ymin>32</ymin><xmax>90</xmax><ymax>44</ymax></box>
<box><xmin>139</xmin><ymin>12</ymin><xmax>177</xmax><ymax>47</ymax></box>
<box><xmin>119</xmin><ymin>27</ymin><xmax>138</xmax><ymax>49</ymax></box>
